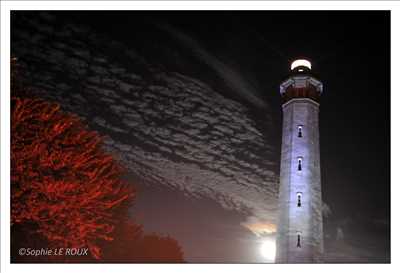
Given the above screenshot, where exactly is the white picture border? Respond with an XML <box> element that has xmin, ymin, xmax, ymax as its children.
<box><xmin>1</xmin><ymin>1</ymin><xmax>399</xmax><ymax>273</ymax></box>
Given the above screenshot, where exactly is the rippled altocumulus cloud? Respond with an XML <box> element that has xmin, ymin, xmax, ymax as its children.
<box><xmin>12</xmin><ymin>12</ymin><xmax>280</xmax><ymax>235</ymax></box>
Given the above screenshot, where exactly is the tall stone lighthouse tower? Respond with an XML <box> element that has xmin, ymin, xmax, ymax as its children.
<box><xmin>276</xmin><ymin>59</ymin><xmax>324</xmax><ymax>263</ymax></box>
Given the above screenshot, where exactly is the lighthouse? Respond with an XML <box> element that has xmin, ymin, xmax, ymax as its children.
<box><xmin>276</xmin><ymin>59</ymin><xmax>324</xmax><ymax>263</ymax></box>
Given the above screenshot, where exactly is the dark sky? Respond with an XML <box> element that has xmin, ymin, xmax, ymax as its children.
<box><xmin>12</xmin><ymin>11</ymin><xmax>390</xmax><ymax>262</ymax></box>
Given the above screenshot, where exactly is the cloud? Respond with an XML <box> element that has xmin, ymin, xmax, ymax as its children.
<box><xmin>12</xmin><ymin>13</ymin><xmax>279</xmax><ymax>235</ymax></box>
<box><xmin>322</xmin><ymin>201</ymin><xmax>332</xmax><ymax>218</ymax></box>
<box><xmin>155</xmin><ymin>22</ymin><xmax>269</xmax><ymax>109</ymax></box>
<box><xmin>241</xmin><ymin>216</ymin><xmax>277</xmax><ymax>237</ymax></box>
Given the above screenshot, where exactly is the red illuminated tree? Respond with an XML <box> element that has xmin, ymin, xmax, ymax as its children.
<box><xmin>11</xmin><ymin>97</ymin><xmax>134</xmax><ymax>259</ymax></box>
<box><xmin>11</xmin><ymin>58</ymin><xmax>184</xmax><ymax>262</ymax></box>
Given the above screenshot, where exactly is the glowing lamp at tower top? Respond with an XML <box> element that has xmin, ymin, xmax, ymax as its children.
<box><xmin>290</xmin><ymin>59</ymin><xmax>312</xmax><ymax>71</ymax></box>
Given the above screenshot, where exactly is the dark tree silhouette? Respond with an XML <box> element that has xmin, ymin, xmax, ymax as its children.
<box><xmin>138</xmin><ymin>233</ymin><xmax>185</xmax><ymax>263</ymax></box>
<box><xmin>101</xmin><ymin>219</ymin><xmax>184</xmax><ymax>263</ymax></box>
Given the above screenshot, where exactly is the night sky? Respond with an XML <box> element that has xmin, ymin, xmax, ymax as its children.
<box><xmin>11</xmin><ymin>11</ymin><xmax>390</xmax><ymax>262</ymax></box>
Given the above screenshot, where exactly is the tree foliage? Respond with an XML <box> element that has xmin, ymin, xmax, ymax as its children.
<box><xmin>11</xmin><ymin>58</ymin><xmax>185</xmax><ymax>262</ymax></box>
<box><xmin>11</xmin><ymin>96</ymin><xmax>134</xmax><ymax>259</ymax></box>
<box><xmin>101</xmin><ymin>219</ymin><xmax>184</xmax><ymax>263</ymax></box>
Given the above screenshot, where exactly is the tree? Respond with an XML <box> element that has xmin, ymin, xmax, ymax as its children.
<box><xmin>11</xmin><ymin>58</ymin><xmax>185</xmax><ymax>262</ymax></box>
<box><xmin>138</xmin><ymin>233</ymin><xmax>185</xmax><ymax>263</ymax></box>
<box><xmin>101</xmin><ymin>219</ymin><xmax>184</xmax><ymax>263</ymax></box>
<box><xmin>11</xmin><ymin>96</ymin><xmax>134</xmax><ymax>259</ymax></box>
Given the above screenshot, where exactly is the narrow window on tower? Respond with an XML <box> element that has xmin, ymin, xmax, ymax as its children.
<box><xmin>297</xmin><ymin>157</ymin><xmax>302</xmax><ymax>171</ymax></box>
<box><xmin>297</xmin><ymin>233</ymin><xmax>302</xmax><ymax>248</ymax></box>
<box><xmin>297</xmin><ymin>125</ymin><xmax>303</xmax><ymax>137</ymax></box>
<box><xmin>297</xmin><ymin>192</ymin><xmax>302</xmax><ymax>207</ymax></box>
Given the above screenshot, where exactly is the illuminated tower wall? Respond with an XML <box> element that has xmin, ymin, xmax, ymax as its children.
<box><xmin>276</xmin><ymin>60</ymin><xmax>324</xmax><ymax>263</ymax></box>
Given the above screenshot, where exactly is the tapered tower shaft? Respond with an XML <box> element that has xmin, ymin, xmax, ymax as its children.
<box><xmin>276</xmin><ymin>59</ymin><xmax>324</xmax><ymax>263</ymax></box>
